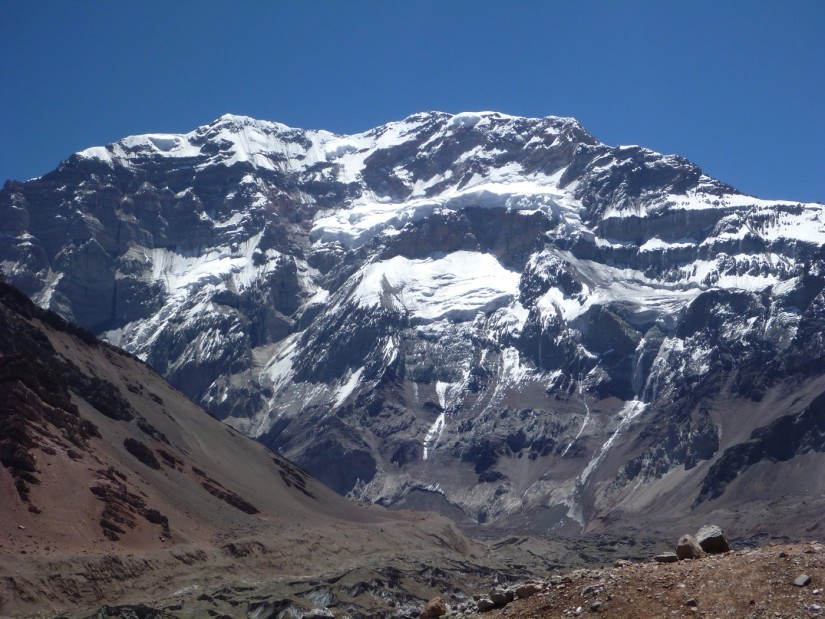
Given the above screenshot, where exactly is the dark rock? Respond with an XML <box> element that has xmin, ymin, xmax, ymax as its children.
<box><xmin>695</xmin><ymin>525</ymin><xmax>730</xmax><ymax>554</ymax></box>
<box><xmin>87</xmin><ymin>604</ymin><xmax>172</xmax><ymax>618</ymax></box>
<box><xmin>476</xmin><ymin>598</ymin><xmax>496</xmax><ymax>612</ymax></box>
<box><xmin>653</xmin><ymin>553</ymin><xmax>679</xmax><ymax>563</ymax></box>
<box><xmin>676</xmin><ymin>534</ymin><xmax>703</xmax><ymax>560</ymax></box>
<box><xmin>685</xmin><ymin>598</ymin><xmax>698</xmax><ymax>607</ymax></box>
<box><xmin>591</xmin><ymin>600</ymin><xmax>603</xmax><ymax>612</ymax></box>
<box><xmin>123</xmin><ymin>438</ymin><xmax>161</xmax><ymax>470</ymax></box>
<box><xmin>488</xmin><ymin>586</ymin><xmax>513</xmax><ymax>605</ymax></box>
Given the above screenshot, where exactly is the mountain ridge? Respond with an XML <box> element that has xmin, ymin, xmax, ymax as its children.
<box><xmin>2</xmin><ymin>110</ymin><xmax>824</xmax><ymax>539</ymax></box>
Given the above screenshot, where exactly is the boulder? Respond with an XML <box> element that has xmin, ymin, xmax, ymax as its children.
<box><xmin>476</xmin><ymin>598</ymin><xmax>496</xmax><ymax>612</ymax></box>
<box><xmin>695</xmin><ymin>525</ymin><xmax>730</xmax><ymax>554</ymax></box>
<box><xmin>794</xmin><ymin>574</ymin><xmax>812</xmax><ymax>587</ymax></box>
<box><xmin>420</xmin><ymin>596</ymin><xmax>447</xmax><ymax>619</ymax></box>
<box><xmin>676</xmin><ymin>534</ymin><xmax>703</xmax><ymax>560</ymax></box>
<box><xmin>489</xmin><ymin>586</ymin><xmax>514</xmax><ymax>606</ymax></box>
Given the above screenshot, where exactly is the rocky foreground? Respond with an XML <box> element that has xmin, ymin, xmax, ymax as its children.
<box><xmin>423</xmin><ymin>541</ymin><xmax>825</xmax><ymax>619</ymax></box>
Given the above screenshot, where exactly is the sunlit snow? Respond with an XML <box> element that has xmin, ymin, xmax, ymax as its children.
<box><xmin>351</xmin><ymin>251</ymin><xmax>520</xmax><ymax>324</ymax></box>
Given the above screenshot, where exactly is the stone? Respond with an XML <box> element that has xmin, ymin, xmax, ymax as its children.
<box><xmin>420</xmin><ymin>596</ymin><xmax>447</xmax><ymax>619</ymax></box>
<box><xmin>695</xmin><ymin>525</ymin><xmax>731</xmax><ymax>554</ymax></box>
<box><xmin>654</xmin><ymin>553</ymin><xmax>679</xmax><ymax>563</ymax></box>
<box><xmin>676</xmin><ymin>534</ymin><xmax>704</xmax><ymax>560</ymax></box>
<box><xmin>685</xmin><ymin>598</ymin><xmax>698</xmax><ymax>607</ymax></box>
<box><xmin>591</xmin><ymin>600</ymin><xmax>603</xmax><ymax>612</ymax></box>
<box><xmin>476</xmin><ymin>598</ymin><xmax>496</xmax><ymax>612</ymax></box>
<box><xmin>514</xmin><ymin>583</ymin><xmax>542</xmax><ymax>599</ymax></box>
<box><xmin>489</xmin><ymin>587</ymin><xmax>514</xmax><ymax>605</ymax></box>
<box><xmin>794</xmin><ymin>574</ymin><xmax>812</xmax><ymax>587</ymax></box>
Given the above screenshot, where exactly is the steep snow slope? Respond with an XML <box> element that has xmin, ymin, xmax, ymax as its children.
<box><xmin>2</xmin><ymin>111</ymin><xmax>825</xmax><ymax>535</ymax></box>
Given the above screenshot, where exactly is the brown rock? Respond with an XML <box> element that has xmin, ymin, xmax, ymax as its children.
<box><xmin>420</xmin><ymin>596</ymin><xmax>447</xmax><ymax>619</ymax></box>
<box><xmin>653</xmin><ymin>553</ymin><xmax>679</xmax><ymax>563</ymax></box>
<box><xmin>515</xmin><ymin>583</ymin><xmax>542</xmax><ymax>599</ymax></box>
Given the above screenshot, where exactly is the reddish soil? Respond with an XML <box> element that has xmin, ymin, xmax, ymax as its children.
<box><xmin>468</xmin><ymin>543</ymin><xmax>825</xmax><ymax>619</ymax></box>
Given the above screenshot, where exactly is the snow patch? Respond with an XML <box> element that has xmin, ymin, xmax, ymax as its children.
<box><xmin>334</xmin><ymin>368</ymin><xmax>364</xmax><ymax>408</ymax></box>
<box><xmin>422</xmin><ymin>413</ymin><xmax>446</xmax><ymax>460</ymax></box>
<box><xmin>352</xmin><ymin>251</ymin><xmax>520</xmax><ymax>324</ymax></box>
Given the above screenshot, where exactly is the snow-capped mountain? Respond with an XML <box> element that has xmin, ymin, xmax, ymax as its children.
<box><xmin>3</xmin><ymin>111</ymin><xmax>825</xmax><ymax>535</ymax></box>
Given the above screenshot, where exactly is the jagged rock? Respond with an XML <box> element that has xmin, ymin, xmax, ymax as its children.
<box><xmin>695</xmin><ymin>525</ymin><xmax>730</xmax><ymax>554</ymax></box>
<box><xmin>476</xmin><ymin>598</ymin><xmax>496</xmax><ymax>612</ymax></box>
<box><xmin>794</xmin><ymin>574</ymin><xmax>812</xmax><ymax>587</ymax></box>
<box><xmin>420</xmin><ymin>596</ymin><xmax>447</xmax><ymax>619</ymax></box>
<box><xmin>676</xmin><ymin>534</ymin><xmax>704</xmax><ymax>560</ymax></box>
<box><xmin>653</xmin><ymin>553</ymin><xmax>679</xmax><ymax>563</ymax></box>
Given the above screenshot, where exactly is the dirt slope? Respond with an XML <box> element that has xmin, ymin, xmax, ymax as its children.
<box><xmin>0</xmin><ymin>281</ymin><xmax>492</xmax><ymax>617</ymax></box>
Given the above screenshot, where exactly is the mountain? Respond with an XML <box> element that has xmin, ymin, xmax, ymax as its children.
<box><xmin>3</xmin><ymin>111</ymin><xmax>825</xmax><ymax>539</ymax></box>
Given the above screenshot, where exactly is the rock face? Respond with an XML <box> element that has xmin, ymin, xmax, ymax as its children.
<box><xmin>4</xmin><ymin>111</ymin><xmax>825</xmax><ymax>535</ymax></box>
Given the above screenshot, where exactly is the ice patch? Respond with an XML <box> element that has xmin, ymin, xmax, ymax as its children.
<box><xmin>334</xmin><ymin>368</ymin><xmax>364</xmax><ymax>408</ymax></box>
<box><xmin>422</xmin><ymin>412</ymin><xmax>446</xmax><ymax>460</ymax></box>
<box><xmin>435</xmin><ymin>381</ymin><xmax>450</xmax><ymax>410</ymax></box>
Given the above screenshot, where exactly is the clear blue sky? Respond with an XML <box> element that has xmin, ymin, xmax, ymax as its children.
<box><xmin>2</xmin><ymin>1</ymin><xmax>823</xmax><ymax>202</ymax></box>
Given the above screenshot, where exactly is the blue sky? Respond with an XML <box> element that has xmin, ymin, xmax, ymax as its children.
<box><xmin>2</xmin><ymin>1</ymin><xmax>823</xmax><ymax>202</ymax></box>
